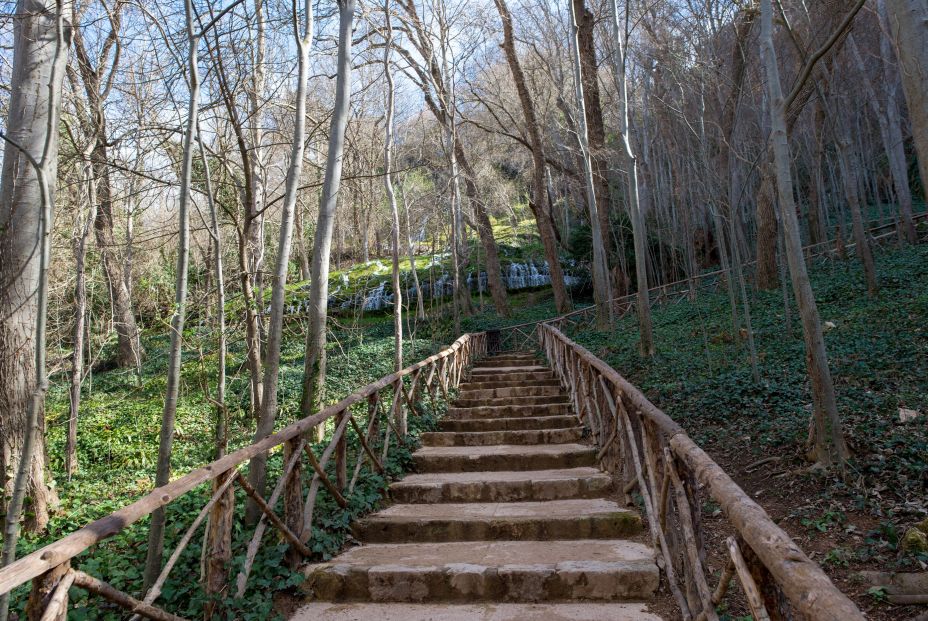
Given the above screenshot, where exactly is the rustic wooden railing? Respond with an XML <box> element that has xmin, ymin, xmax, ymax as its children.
<box><xmin>0</xmin><ymin>332</ymin><xmax>486</xmax><ymax>620</ymax></box>
<box><xmin>537</xmin><ymin>323</ymin><xmax>864</xmax><ymax>621</ymax></box>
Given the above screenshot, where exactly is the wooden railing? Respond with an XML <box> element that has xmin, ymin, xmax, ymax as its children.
<box><xmin>538</xmin><ymin>323</ymin><xmax>864</xmax><ymax>621</ymax></box>
<box><xmin>0</xmin><ymin>332</ymin><xmax>486</xmax><ymax>620</ymax></box>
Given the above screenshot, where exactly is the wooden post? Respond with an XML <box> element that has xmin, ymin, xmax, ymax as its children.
<box><xmin>26</xmin><ymin>563</ymin><xmax>70</xmax><ymax>621</ymax></box>
<box><xmin>335</xmin><ymin>409</ymin><xmax>348</xmax><ymax>490</ymax></box>
<box><xmin>282</xmin><ymin>437</ymin><xmax>304</xmax><ymax>567</ymax></box>
<box><xmin>204</xmin><ymin>470</ymin><xmax>234</xmax><ymax>619</ymax></box>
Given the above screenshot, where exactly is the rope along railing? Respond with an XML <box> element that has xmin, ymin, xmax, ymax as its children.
<box><xmin>485</xmin><ymin>211</ymin><xmax>928</xmax><ymax>348</ymax></box>
<box><xmin>0</xmin><ymin>332</ymin><xmax>486</xmax><ymax>620</ymax></box>
<box><xmin>537</xmin><ymin>323</ymin><xmax>864</xmax><ymax>621</ymax></box>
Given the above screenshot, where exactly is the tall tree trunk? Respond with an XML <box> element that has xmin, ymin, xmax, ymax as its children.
<box><xmin>574</xmin><ymin>0</ymin><xmax>614</xmax><ymax>266</ymax></box>
<box><xmin>66</xmin><ymin>161</ymin><xmax>98</xmax><ymax>478</ymax></box>
<box><xmin>493</xmin><ymin>0</ymin><xmax>571</xmax><ymax>314</ymax></box>
<box><xmin>836</xmin><ymin>124</ymin><xmax>879</xmax><ymax>296</ymax></box>
<box><xmin>247</xmin><ymin>0</ymin><xmax>312</xmax><ymax>520</ymax></box>
<box><xmin>607</xmin><ymin>0</ymin><xmax>654</xmax><ymax>355</ymax></box>
<box><xmin>570</xmin><ymin>0</ymin><xmax>612</xmax><ymax>327</ymax></box>
<box><xmin>755</xmin><ymin>164</ymin><xmax>780</xmax><ymax>289</ymax></box>
<box><xmin>0</xmin><ymin>7</ymin><xmax>69</xmax><ymax>610</ymax></box>
<box><xmin>143</xmin><ymin>0</ymin><xmax>199</xmax><ymax>587</ymax></box>
<box><xmin>884</xmin><ymin>0</ymin><xmax>928</xmax><ymax>205</ymax></box>
<box><xmin>760</xmin><ymin>0</ymin><xmax>848</xmax><ymax>467</ymax></box>
<box><xmin>384</xmin><ymin>2</ymin><xmax>405</xmax><ymax>435</ymax></box>
<box><xmin>196</xmin><ymin>122</ymin><xmax>232</xmax><ymax>620</ymax></box>
<box><xmin>71</xmin><ymin>7</ymin><xmax>144</xmax><ymax>370</ymax></box>
<box><xmin>300</xmin><ymin>0</ymin><xmax>356</xmax><ymax>424</ymax></box>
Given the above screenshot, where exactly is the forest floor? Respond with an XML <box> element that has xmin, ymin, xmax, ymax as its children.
<box><xmin>522</xmin><ymin>242</ymin><xmax>927</xmax><ymax>620</ymax></box>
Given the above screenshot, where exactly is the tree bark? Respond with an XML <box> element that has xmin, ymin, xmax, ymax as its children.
<box><xmin>0</xmin><ymin>0</ymin><xmax>70</xmax><ymax>563</ymax></box>
<box><xmin>492</xmin><ymin>0</ymin><xmax>571</xmax><ymax>314</ymax></box>
<box><xmin>300</xmin><ymin>0</ymin><xmax>356</xmax><ymax>423</ymax></box>
<box><xmin>607</xmin><ymin>0</ymin><xmax>654</xmax><ymax>354</ymax></box>
<box><xmin>71</xmin><ymin>5</ymin><xmax>144</xmax><ymax>369</ymax></box>
<box><xmin>884</xmin><ymin>0</ymin><xmax>928</xmax><ymax>205</ymax></box>
<box><xmin>759</xmin><ymin>0</ymin><xmax>848</xmax><ymax>467</ymax></box>
<box><xmin>569</xmin><ymin>0</ymin><xmax>612</xmax><ymax>327</ymax></box>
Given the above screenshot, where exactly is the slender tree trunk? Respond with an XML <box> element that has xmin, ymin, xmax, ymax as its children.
<box><xmin>608</xmin><ymin>0</ymin><xmax>654</xmax><ymax>354</ymax></box>
<box><xmin>195</xmin><ymin>123</ymin><xmax>232</xmax><ymax>620</ymax></box>
<box><xmin>248</xmin><ymin>0</ymin><xmax>313</xmax><ymax>516</ymax></box>
<box><xmin>401</xmin><ymin>185</ymin><xmax>426</xmax><ymax>320</ymax></box>
<box><xmin>300</xmin><ymin>0</ymin><xmax>356</xmax><ymax>423</ymax></box>
<box><xmin>143</xmin><ymin>0</ymin><xmax>199</xmax><ymax>587</ymax></box>
<box><xmin>569</xmin><ymin>0</ymin><xmax>612</xmax><ymax>327</ymax></box>
<box><xmin>836</xmin><ymin>125</ymin><xmax>879</xmax><ymax>296</ymax></box>
<box><xmin>66</xmin><ymin>163</ymin><xmax>97</xmax><ymax>478</ymax></box>
<box><xmin>384</xmin><ymin>3</ymin><xmax>405</xmax><ymax>434</ymax></box>
<box><xmin>493</xmin><ymin>0</ymin><xmax>571</xmax><ymax>314</ymax></box>
<box><xmin>755</xmin><ymin>164</ymin><xmax>780</xmax><ymax>289</ymax></box>
<box><xmin>884</xmin><ymin>0</ymin><xmax>928</xmax><ymax>205</ymax></box>
<box><xmin>760</xmin><ymin>0</ymin><xmax>847</xmax><ymax>467</ymax></box>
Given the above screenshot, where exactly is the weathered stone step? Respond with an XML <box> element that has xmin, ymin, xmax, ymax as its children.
<box><xmin>473</xmin><ymin>358</ymin><xmax>540</xmax><ymax>368</ymax></box>
<box><xmin>459</xmin><ymin>378</ymin><xmax>561</xmax><ymax>391</ymax></box>
<box><xmin>413</xmin><ymin>444</ymin><xmax>596</xmax><ymax>473</ymax></box>
<box><xmin>421</xmin><ymin>427</ymin><xmax>583</xmax><ymax>447</ymax></box>
<box><xmin>354</xmin><ymin>499</ymin><xmax>641</xmax><ymax>543</ymax></box>
<box><xmin>447</xmin><ymin>403</ymin><xmax>571</xmax><ymax>419</ymax></box>
<box><xmin>292</xmin><ymin>602</ymin><xmax>663</xmax><ymax>620</ymax></box>
<box><xmin>302</xmin><ymin>539</ymin><xmax>658</xmax><ymax>603</ymax></box>
<box><xmin>454</xmin><ymin>395</ymin><xmax>569</xmax><ymax>409</ymax></box>
<box><xmin>471</xmin><ymin>365</ymin><xmax>550</xmax><ymax>375</ymax></box>
<box><xmin>466</xmin><ymin>370</ymin><xmax>555</xmax><ymax>383</ymax></box>
<box><xmin>458</xmin><ymin>385</ymin><xmax>564</xmax><ymax>400</ymax></box>
<box><xmin>438</xmin><ymin>415</ymin><xmax>578</xmax><ymax>433</ymax></box>
<box><xmin>388</xmin><ymin>468</ymin><xmax>613</xmax><ymax>503</ymax></box>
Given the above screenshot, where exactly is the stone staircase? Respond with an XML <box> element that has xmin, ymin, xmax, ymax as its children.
<box><xmin>292</xmin><ymin>352</ymin><xmax>661</xmax><ymax>620</ymax></box>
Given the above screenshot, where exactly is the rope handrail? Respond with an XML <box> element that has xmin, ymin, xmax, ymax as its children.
<box><xmin>536</xmin><ymin>322</ymin><xmax>864</xmax><ymax>620</ymax></box>
<box><xmin>0</xmin><ymin>332</ymin><xmax>487</xmax><ymax>619</ymax></box>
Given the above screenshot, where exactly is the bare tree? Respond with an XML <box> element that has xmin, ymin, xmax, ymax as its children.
<box><xmin>300</xmin><ymin>0</ymin><xmax>357</xmax><ymax>423</ymax></box>
<box><xmin>247</xmin><ymin>0</ymin><xmax>314</xmax><ymax>513</ymax></box>
<box><xmin>759</xmin><ymin>0</ymin><xmax>847</xmax><ymax>467</ymax></box>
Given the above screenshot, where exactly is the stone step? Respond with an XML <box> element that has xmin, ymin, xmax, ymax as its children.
<box><xmin>454</xmin><ymin>395</ymin><xmax>569</xmax><ymax>409</ymax></box>
<box><xmin>354</xmin><ymin>499</ymin><xmax>641</xmax><ymax>543</ymax></box>
<box><xmin>471</xmin><ymin>365</ymin><xmax>551</xmax><ymax>376</ymax></box>
<box><xmin>388</xmin><ymin>468</ymin><xmax>613</xmax><ymax>504</ymax></box>
<box><xmin>292</xmin><ymin>602</ymin><xmax>663</xmax><ymax>620</ymax></box>
<box><xmin>458</xmin><ymin>385</ymin><xmax>565</xmax><ymax>400</ymax></box>
<box><xmin>438</xmin><ymin>415</ymin><xmax>578</xmax><ymax>433</ymax></box>
<box><xmin>413</xmin><ymin>444</ymin><xmax>596</xmax><ymax>473</ymax></box>
<box><xmin>447</xmin><ymin>403</ymin><xmax>571</xmax><ymax>420</ymax></box>
<box><xmin>459</xmin><ymin>378</ymin><xmax>561</xmax><ymax>391</ymax></box>
<box><xmin>466</xmin><ymin>370</ymin><xmax>555</xmax><ymax>383</ymax></box>
<box><xmin>473</xmin><ymin>358</ymin><xmax>540</xmax><ymax>368</ymax></box>
<box><xmin>302</xmin><ymin>539</ymin><xmax>658</xmax><ymax>603</ymax></box>
<box><xmin>421</xmin><ymin>427</ymin><xmax>583</xmax><ymax>447</ymax></box>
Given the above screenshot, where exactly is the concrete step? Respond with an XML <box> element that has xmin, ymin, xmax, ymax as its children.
<box><xmin>459</xmin><ymin>384</ymin><xmax>564</xmax><ymax>399</ymax></box>
<box><xmin>438</xmin><ymin>415</ymin><xmax>578</xmax><ymax>433</ymax></box>
<box><xmin>473</xmin><ymin>358</ymin><xmax>540</xmax><ymax>368</ymax></box>
<box><xmin>354</xmin><ymin>499</ymin><xmax>641</xmax><ymax>543</ymax></box>
<box><xmin>413</xmin><ymin>444</ymin><xmax>596</xmax><ymax>473</ymax></box>
<box><xmin>447</xmin><ymin>403</ymin><xmax>571</xmax><ymax>420</ymax></box>
<box><xmin>421</xmin><ymin>427</ymin><xmax>583</xmax><ymax>447</ymax></box>
<box><xmin>454</xmin><ymin>395</ymin><xmax>569</xmax><ymax>409</ymax></box>
<box><xmin>291</xmin><ymin>602</ymin><xmax>663</xmax><ymax>620</ymax></box>
<box><xmin>388</xmin><ymin>468</ymin><xmax>613</xmax><ymax>504</ymax></box>
<box><xmin>459</xmin><ymin>378</ymin><xmax>561</xmax><ymax>391</ymax></box>
<box><xmin>302</xmin><ymin>539</ymin><xmax>658</xmax><ymax>603</ymax></box>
